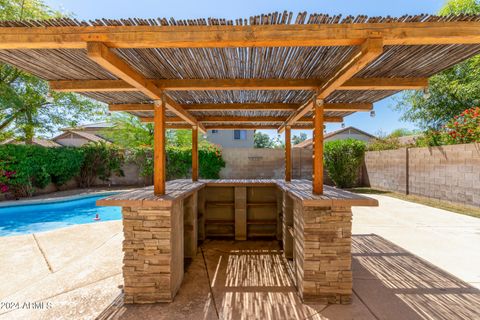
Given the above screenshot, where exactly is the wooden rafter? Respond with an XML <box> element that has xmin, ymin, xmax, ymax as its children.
<box><xmin>278</xmin><ymin>38</ymin><xmax>384</xmax><ymax>133</ymax></box>
<box><xmin>108</xmin><ymin>102</ymin><xmax>372</xmax><ymax>112</ymax></box>
<box><xmin>201</xmin><ymin>125</ymin><xmax>318</xmax><ymax>130</ymax></box>
<box><xmin>50</xmin><ymin>77</ymin><xmax>428</xmax><ymax>92</ymax></box>
<box><xmin>2</xmin><ymin>21</ymin><xmax>480</xmax><ymax>49</ymax></box>
<box><xmin>140</xmin><ymin>116</ymin><xmax>343</xmax><ymax>123</ymax></box>
<box><xmin>85</xmin><ymin>42</ymin><xmax>205</xmax><ymax>133</ymax></box>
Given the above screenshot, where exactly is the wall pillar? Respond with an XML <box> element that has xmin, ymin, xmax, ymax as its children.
<box><xmin>122</xmin><ymin>201</ymin><xmax>184</xmax><ymax>303</ymax></box>
<box><xmin>293</xmin><ymin>200</ymin><xmax>353</xmax><ymax>304</ymax></box>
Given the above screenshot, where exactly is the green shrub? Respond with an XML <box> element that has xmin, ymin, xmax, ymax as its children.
<box><xmin>127</xmin><ymin>146</ymin><xmax>154</xmax><ymax>179</ymax></box>
<box><xmin>367</xmin><ymin>137</ymin><xmax>403</xmax><ymax>151</ymax></box>
<box><xmin>198</xmin><ymin>142</ymin><xmax>225</xmax><ymax>179</ymax></box>
<box><xmin>78</xmin><ymin>142</ymin><xmax>124</xmax><ymax>188</ymax></box>
<box><xmin>0</xmin><ymin>144</ymin><xmax>84</xmax><ymax>197</ymax></box>
<box><xmin>127</xmin><ymin>142</ymin><xmax>225</xmax><ymax>180</ymax></box>
<box><xmin>324</xmin><ymin>139</ymin><xmax>366</xmax><ymax>188</ymax></box>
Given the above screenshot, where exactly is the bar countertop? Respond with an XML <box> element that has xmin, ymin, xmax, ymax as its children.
<box><xmin>97</xmin><ymin>179</ymin><xmax>378</xmax><ymax>207</ymax></box>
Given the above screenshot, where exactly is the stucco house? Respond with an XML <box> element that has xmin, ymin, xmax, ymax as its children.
<box><xmin>293</xmin><ymin>126</ymin><xmax>376</xmax><ymax>149</ymax></box>
<box><xmin>52</xmin><ymin>122</ymin><xmax>113</xmax><ymax>147</ymax></box>
<box><xmin>206</xmin><ymin>129</ymin><xmax>254</xmax><ymax>148</ymax></box>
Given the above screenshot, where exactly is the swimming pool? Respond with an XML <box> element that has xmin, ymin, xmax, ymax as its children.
<box><xmin>0</xmin><ymin>193</ymin><xmax>121</xmax><ymax>236</ymax></box>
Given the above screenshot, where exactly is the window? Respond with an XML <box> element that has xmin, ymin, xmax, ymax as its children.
<box><xmin>211</xmin><ymin>130</ymin><xmax>219</xmax><ymax>134</ymax></box>
<box><xmin>234</xmin><ymin>130</ymin><xmax>247</xmax><ymax>140</ymax></box>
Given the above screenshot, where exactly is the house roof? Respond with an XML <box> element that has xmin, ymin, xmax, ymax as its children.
<box><xmin>1</xmin><ymin>12</ymin><xmax>480</xmax><ymax>131</ymax></box>
<box><xmin>1</xmin><ymin>138</ymin><xmax>62</xmax><ymax>147</ymax></box>
<box><xmin>53</xmin><ymin>130</ymin><xmax>109</xmax><ymax>144</ymax></box>
<box><xmin>293</xmin><ymin>126</ymin><xmax>376</xmax><ymax>148</ymax></box>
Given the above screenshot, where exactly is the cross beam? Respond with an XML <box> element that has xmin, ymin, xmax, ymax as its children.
<box><xmin>278</xmin><ymin>38</ymin><xmax>384</xmax><ymax>133</ymax></box>
<box><xmin>108</xmin><ymin>102</ymin><xmax>372</xmax><ymax>112</ymax></box>
<box><xmin>49</xmin><ymin>78</ymin><xmax>428</xmax><ymax>92</ymax></box>
<box><xmin>2</xmin><ymin>21</ymin><xmax>480</xmax><ymax>49</ymax></box>
<box><xmin>140</xmin><ymin>116</ymin><xmax>343</xmax><ymax>123</ymax></box>
<box><xmin>86</xmin><ymin>42</ymin><xmax>205</xmax><ymax>133</ymax></box>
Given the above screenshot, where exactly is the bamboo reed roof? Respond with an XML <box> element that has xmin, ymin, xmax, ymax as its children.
<box><xmin>1</xmin><ymin>12</ymin><xmax>480</xmax><ymax>130</ymax></box>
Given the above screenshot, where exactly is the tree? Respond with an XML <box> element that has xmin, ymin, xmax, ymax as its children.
<box><xmin>292</xmin><ymin>132</ymin><xmax>308</xmax><ymax>145</ymax></box>
<box><xmin>0</xmin><ymin>0</ymin><xmax>105</xmax><ymax>143</ymax></box>
<box><xmin>254</xmin><ymin>132</ymin><xmax>275</xmax><ymax>148</ymax></box>
<box><xmin>101</xmin><ymin>113</ymin><xmax>154</xmax><ymax>148</ymax></box>
<box><xmin>394</xmin><ymin>0</ymin><xmax>480</xmax><ymax>130</ymax></box>
<box><xmin>388</xmin><ymin>128</ymin><xmax>418</xmax><ymax>138</ymax></box>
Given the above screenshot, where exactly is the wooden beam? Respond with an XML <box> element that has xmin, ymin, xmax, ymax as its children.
<box><xmin>85</xmin><ymin>42</ymin><xmax>205</xmax><ymax>133</ymax></box>
<box><xmin>338</xmin><ymin>78</ymin><xmax>429</xmax><ymax>91</ymax></box>
<box><xmin>50</xmin><ymin>79</ymin><xmax>138</xmax><ymax>92</ymax></box>
<box><xmin>140</xmin><ymin>116</ymin><xmax>343</xmax><ymax>123</ymax></box>
<box><xmin>192</xmin><ymin>126</ymin><xmax>198</xmax><ymax>182</ymax></box>
<box><xmin>278</xmin><ymin>38</ymin><xmax>384</xmax><ymax>133</ymax></box>
<box><xmin>109</xmin><ymin>104</ymin><xmax>155</xmax><ymax>112</ymax></box>
<box><xmin>2</xmin><ymin>21</ymin><xmax>480</xmax><ymax>49</ymax></box>
<box><xmin>109</xmin><ymin>102</ymin><xmax>373</xmax><ymax>113</ymax></box>
<box><xmin>318</xmin><ymin>38</ymin><xmax>384</xmax><ymax>99</ymax></box>
<box><xmin>182</xmin><ymin>103</ymin><xmax>299</xmax><ymax>111</ymax></box>
<box><xmin>323</xmin><ymin>103</ymin><xmax>372</xmax><ymax>112</ymax></box>
<box><xmin>312</xmin><ymin>97</ymin><xmax>323</xmax><ymax>195</ymax></box>
<box><xmin>154</xmin><ymin>98</ymin><xmax>166</xmax><ymax>195</ymax></box>
<box><xmin>202</xmin><ymin>125</ymin><xmax>317</xmax><ymax>130</ymax></box>
<box><xmin>52</xmin><ymin>77</ymin><xmax>428</xmax><ymax>92</ymax></box>
<box><xmin>285</xmin><ymin>126</ymin><xmax>291</xmax><ymax>182</ymax></box>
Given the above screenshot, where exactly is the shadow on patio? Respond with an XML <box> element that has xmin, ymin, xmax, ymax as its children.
<box><xmin>351</xmin><ymin>234</ymin><xmax>480</xmax><ymax>320</ymax></box>
<box><xmin>97</xmin><ymin>236</ymin><xmax>480</xmax><ymax>320</ymax></box>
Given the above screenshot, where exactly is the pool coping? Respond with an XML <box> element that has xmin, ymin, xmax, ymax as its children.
<box><xmin>0</xmin><ymin>189</ymin><xmax>133</xmax><ymax>208</ymax></box>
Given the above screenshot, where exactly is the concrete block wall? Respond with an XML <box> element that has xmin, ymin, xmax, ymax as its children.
<box><xmin>408</xmin><ymin>143</ymin><xmax>480</xmax><ymax>206</ymax></box>
<box><xmin>364</xmin><ymin>148</ymin><xmax>408</xmax><ymax>194</ymax></box>
<box><xmin>220</xmin><ymin>148</ymin><xmax>285</xmax><ymax>179</ymax></box>
<box><xmin>364</xmin><ymin>143</ymin><xmax>480</xmax><ymax>207</ymax></box>
<box><xmin>220</xmin><ymin>148</ymin><xmax>331</xmax><ymax>182</ymax></box>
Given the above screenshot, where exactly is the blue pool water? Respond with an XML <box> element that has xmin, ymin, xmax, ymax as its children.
<box><xmin>0</xmin><ymin>193</ymin><xmax>121</xmax><ymax>236</ymax></box>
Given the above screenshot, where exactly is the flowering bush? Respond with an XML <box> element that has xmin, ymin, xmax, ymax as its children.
<box><xmin>0</xmin><ymin>170</ymin><xmax>15</xmax><ymax>193</ymax></box>
<box><xmin>444</xmin><ymin>107</ymin><xmax>480</xmax><ymax>144</ymax></box>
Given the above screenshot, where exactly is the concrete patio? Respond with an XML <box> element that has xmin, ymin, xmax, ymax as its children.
<box><xmin>0</xmin><ymin>194</ymin><xmax>479</xmax><ymax>319</ymax></box>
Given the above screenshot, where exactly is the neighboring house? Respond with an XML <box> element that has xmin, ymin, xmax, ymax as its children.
<box><xmin>206</xmin><ymin>129</ymin><xmax>254</xmax><ymax>148</ymax></box>
<box><xmin>293</xmin><ymin>126</ymin><xmax>376</xmax><ymax>149</ymax></box>
<box><xmin>52</xmin><ymin>130</ymin><xmax>109</xmax><ymax>147</ymax></box>
<box><xmin>52</xmin><ymin>122</ymin><xmax>114</xmax><ymax>147</ymax></box>
<box><xmin>58</xmin><ymin>122</ymin><xmax>115</xmax><ymax>139</ymax></box>
<box><xmin>1</xmin><ymin>138</ymin><xmax>61</xmax><ymax>147</ymax></box>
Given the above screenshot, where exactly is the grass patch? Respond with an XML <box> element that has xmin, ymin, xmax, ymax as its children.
<box><xmin>348</xmin><ymin>187</ymin><xmax>480</xmax><ymax>219</ymax></box>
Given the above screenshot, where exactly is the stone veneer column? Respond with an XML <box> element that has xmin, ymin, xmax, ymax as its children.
<box><xmin>122</xmin><ymin>199</ymin><xmax>184</xmax><ymax>304</ymax></box>
<box><xmin>293</xmin><ymin>199</ymin><xmax>353</xmax><ymax>304</ymax></box>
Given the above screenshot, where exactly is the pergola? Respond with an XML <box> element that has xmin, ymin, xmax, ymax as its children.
<box><xmin>3</xmin><ymin>12</ymin><xmax>480</xmax><ymax>305</ymax></box>
<box><xmin>2</xmin><ymin>12</ymin><xmax>480</xmax><ymax>196</ymax></box>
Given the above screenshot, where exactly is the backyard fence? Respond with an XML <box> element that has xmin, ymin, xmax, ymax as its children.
<box><xmin>363</xmin><ymin>143</ymin><xmax>480</xmax><ymax>207</ymax></box>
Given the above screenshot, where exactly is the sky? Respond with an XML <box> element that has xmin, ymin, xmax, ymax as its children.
<box><xmin>43</xmin><ymin>0</ymin><xmax>447</xmax><ymax>139</ymax></box>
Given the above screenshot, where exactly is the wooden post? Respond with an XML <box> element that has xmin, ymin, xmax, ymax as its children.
<box><xmin>285</xmin><ymin>126</ymin><xmax>292</xmax><ymax>181</ymax></box>
<box><xmin>313</xmin><ymin>97</ymin><xmax>324</xmax><ymax>194</ymax></box>
<box><xmin>192</xmin><ymin>126</ymin><xmax>198</xmax><ymax>181</ymax></box>
<box><xmin>154</xmin><ymin>96</ymin><xmax>166</xmax><ymax>195</ymax></box>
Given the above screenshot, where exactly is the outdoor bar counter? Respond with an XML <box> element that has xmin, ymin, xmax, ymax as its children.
<box><xmin>98</xmin><ymin>179</ymin><xmax>378</xmax><ymax>304</ymax></box>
